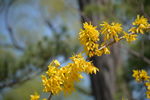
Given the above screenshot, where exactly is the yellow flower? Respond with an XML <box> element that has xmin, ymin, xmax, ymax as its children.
<box><xmin>100</xmin><ymin>22</ymin><xmax>123</xmax><ymax>41</ymax></box>
<box><xmin>41</xmin><ymin>53</ymin><xmax>99</xmax><ymax>95</ymax></box>
<box><xmin>129</xmin><ymin>15</ymin><xmax>150</xmax><ymax>34</ymax></box>
<box><xmin>132</xmin><ymin>70</ymin><xmax>149</xmax><ymax>82</ymax></box>
<box><xmin>123</xmin><ymin>32</ymin><xmax>137</xmax><ymax>43</ymax></box>
<box><xmin>146</xmin><ymin>83</ymin><xmax>150</xmax><ymax>99</ymax></box>
<box><xmin>63</xmin><ymin>82</ymin><xmax>75</xmax><ymax>95</ymax></box>
<box><xmin>49</xmin><ymin>60</ymin><xmax>60</xmax><ymax>67</ymax></box>
<box><xmin>41</xmin><ymin>75</ymin><xmax>63</xmax><ymax>94</ymax></box>
<box><xmin>146</xmin><ymin>91</ymin><xmax>150</xmax><ymax>99</ymax></box>
<box><xmin>145</xmin><ymin>82</ymin><xmax>150</xmax><ymax>90</ymax></box>
<box><xmin>133</xmin><ymin>15</ymin><xmax>148</xmax><ymax>26</ymax></box>
<box><xmin>79</xmin><ymin>22</ymin><xmax>101</xmax><ymax>57</ymax></box>
<box><xmin>30</xmin><ymin>93</ymin><xmax>40</xmax><ymax>100</ymax></box>
<box><xmin>103</xmin><ymin>47</ymin><xmax>110</xmax><ymax>54</ymax></box>
<box><xmin>133</xmin><ymin>69</ymin><xmax>150</xmax><ymax>99</ymax></box>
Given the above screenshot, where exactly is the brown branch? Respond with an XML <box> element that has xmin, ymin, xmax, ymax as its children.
<box><xmin>97</xmin><ymin>31</ymin><xmax>150</xmax><ymax>66</ymax></box>
<box><xmin>48</xmin><ymin>93</ymin><xmax>52</xmax><ymax>100</ymax></box>
<box><xmin>98</xmin><ymin>33</ymin><xmax>132</xmax><ymax>51</ymax></box>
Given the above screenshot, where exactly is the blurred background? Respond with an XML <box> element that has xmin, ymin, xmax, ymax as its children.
<box><xmin>0</xmin><ymin>0</ymin><xmax>150</xmax><ymax>100</ymax></box>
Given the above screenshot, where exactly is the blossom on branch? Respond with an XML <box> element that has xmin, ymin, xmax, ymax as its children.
<box><xmin>129</xmin><ymin>15</ymin><xmax>150</xmax><ymax>34</ymax></box>
<box><xmin>41</xmin><ymin>53</ymin><xmax>99</xmax><ymax>95</ymax></box>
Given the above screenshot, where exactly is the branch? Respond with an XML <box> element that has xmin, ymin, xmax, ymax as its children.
<box><xmin>97</xmin><ymin>31</ymin><xmax>150</xmax><ymax>66</ymax></box>
<box><xmin>122</xmin><ymin>45</ymin><xmax>150</xmax><ymax>65</ymax></box>
<box><xmin>44</xmin><ymin>20</ymin><xmax>57</xmax><ymax>34</ymax></box>
<box><xmin>0</xmin><ymin>57</ymin><xmax>58</xmax><ymax>90</ymax></box>
<box><xmin>0</xmin><ymin>69</ymin><xmax>45</xmax><ymax>89</ymax></box>
<box><xmin>98</xmin><ymin>34</ymin><xmax>129</xmax><ymax>51</ymax></box>
<box><xmin>48</xmin><ymin>93</ymin><xmax>52</xmax><ymax>100</ymax></box>
<box><xmin>39</xmin><ymin>7</ymin><xmax>58</xmax><ymax>34</ymax></box>
<box><xmin>3</xmin><ymin>0</ymin><xmax>24</xmax><ymax>50</ymax></box>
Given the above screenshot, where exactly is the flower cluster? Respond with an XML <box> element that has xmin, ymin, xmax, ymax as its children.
<box><xmin>132</xmin><ymin>70</ymin><xmax>150</xmax><ymax>98</ymax></box>
<box><xmin>79</xmin><ymin>22</ymin><xmax>101</xmax><ymax>57</ymax></box>
<box><xmin>124</xmin><ymin>15</ymin><xmax>150</xmax><ymax>42</ymax></box>
<box><xmin>129</xmin><ymin>15</ymin><xmax>150</xmax><ymax>34</ymax></box>
<box><xmin>123</xmin><ymin>32</ymin><xmax>137</xmax><ymax>43</ymax></box>
<box><xmin>79</xmin><ymin>15</ymin><xmax>150</xmax><ymax>57</ymax></box>
<box><xmin>100</xmin><ymin>22</ymin><xmax>123</xmax><ymax>41</ymax></box>
<box><xmin>41</xmin><ymin>53</ymin><xmax>99</xmax><ymax>95</ymax></box>
<box><xmin>132</xmin><ymin>70</ymin><xmax>149</xmax><ymax>82</ymax></box>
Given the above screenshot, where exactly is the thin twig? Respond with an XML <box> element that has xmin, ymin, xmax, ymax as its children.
<box><xmin>4</xmin><ymin>0</ymin><xmax>24</xmax><ymax>50</ymax></box>
<box><xmin>98</xmin><ymin>33</ymin><xmax>134</xmax><ymax>50</ymax></box>
<box><xmin>0</xmin><ymin>69</ymin><xmax>45</xmax><ymax>89</ymax></box>
<box><xmin>48</xmin><ymin>93</ymin><xmax>52</xmax><ymax>100</ymax></box>
<box><xmin>122</xmin><ymin>44</ymin><xmax>150</xmax><ymax>65</ymax></box>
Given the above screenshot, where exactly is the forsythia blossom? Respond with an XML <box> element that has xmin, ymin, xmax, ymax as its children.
<box><xmin>129</xmin><ymin>15</ymin><xmax>150</xmax><ymax>34</ymax></box>
<box><xmin>79</xmin><ymin>16</ymin><xmax>150</xmax><ymax>57</ymax></box>
<box><xmin>123</xmin><ymin>15</ymin><xmax>150</xmax><ymax>43</ymax></box>
<box><xmin>79</xmin><ymin>22</ymin><xmax>101</xmax><ymax>57</ymax></box>
<box><xmin>132</xmin><ymin>70</ymin><xmax>149</xmax><ymax>82</ymax></box>
<box><xmin>123</xmin><ymin>32</ymin><xmax>137</xmax><ymax>43</ymax></box>
<box><xmin>41</xmin><ymin>53</ymin><xmax>99</xmax><ymax>95</ymax></box>
<box><xmin>30</xmin><ymin>93</ymin><xmax>40</xmax><ymax>100</ymax></box>
<box><xmin>133</xmin><ymin>70</ymin><xmax>150</xmax><ymax>98</ymax></box>
<box><xmin>100</xmin><ymin>22</ymin><xmax>123</xmax><ymax>41</ymax></box>
<box><xmin>145</xmin><ymin>82</ymin><xmax>150</xmax><ymax>98</ymax></box>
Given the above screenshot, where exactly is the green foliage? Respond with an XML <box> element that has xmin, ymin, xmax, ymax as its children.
<box><xmin>3</xmin><ymin>76</ymin><xmax>42</xmax><ymax>100</ymax></box>
<box><xmin>0</xmin><ymin>49</ymin><xmax>17</xmax><ymax>80</ymax></box>
<box><xmin>0</xmin><ymin>33</ymin><xmax>79</xmax><ymax>81</ymax></box>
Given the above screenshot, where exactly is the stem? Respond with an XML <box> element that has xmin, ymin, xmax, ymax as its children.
<box><xmin>98</xmin><ymin>32</ymin><xmax>135</xmax><ymax>50</ymax></box>
<box><xmin>48</xmin><ymin>93</ymin><xmax>53</xmax><ymax>100</ymax></box>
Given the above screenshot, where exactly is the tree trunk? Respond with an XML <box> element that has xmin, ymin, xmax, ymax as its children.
<box><xmin>77</xmin><ymin>0</ymin><xmax>123</xmax><ymax>100</ymax></box>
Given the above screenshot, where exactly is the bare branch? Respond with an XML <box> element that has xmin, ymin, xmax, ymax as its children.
<box><xmin>122</xmin><ymin>45</ymin><xmax>150</xmax><ymax>65</ymax></box>
<box><xmin>0</xmin><ymin>69</ymin><xmax>44</xmax><ymax>89</ymax></box>
<box><xmin>3</xmin><ymin>0</ymin><xmax>24</xmax><ymax>50</ymax></box>
<box><xmin>44</xmin><ymin>19</ymin><xmax>57</xmax><ymax>34</ymax></box>
<box><xmin>0</xmin><ymin>57</ymin><xmax>55</xmax><ymax>90</ymax></box>
<box><xmin>48</xmin><ymin>93</ymin><xmax>52</xmax><ymax>100</ymax></box>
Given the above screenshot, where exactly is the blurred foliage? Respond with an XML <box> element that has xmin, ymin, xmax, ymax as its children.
<box><xmin>0</xmin><ymin>0</ymin><xmax>80</xmax><ymax>91</ymax></box>
<box><xmin>3</xmin><ymin>76</ymin><xmax>42</xmax><ymax>100</ymax></box>
<box><xmin>0</xmin><ymin>29</ymin><xmax>80</xmax><ymax>81</ymax></box>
